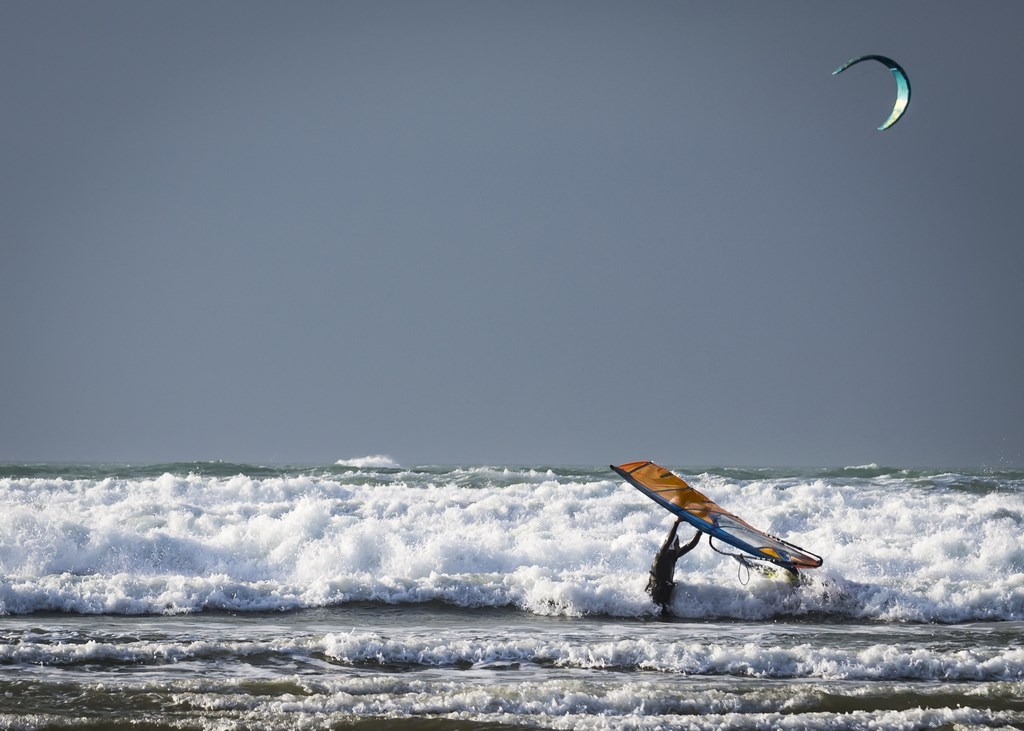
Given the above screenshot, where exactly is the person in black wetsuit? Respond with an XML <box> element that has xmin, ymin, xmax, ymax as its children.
<box><xmin>647</xmin><ymin>517</ymin><xmax>702</xmax><ymax>614</ymax></box>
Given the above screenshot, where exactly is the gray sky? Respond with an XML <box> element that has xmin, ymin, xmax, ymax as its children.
<box><xmin>3</xmin><ymin>1</ymin><xmax>1022</xmax><ymax>468</ymax></box>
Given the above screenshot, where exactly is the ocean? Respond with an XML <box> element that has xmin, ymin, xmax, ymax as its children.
<box><xmin>1</xmin><ymin>460</ymin><xmax>1022</xmax><ymax>730</ymax></box>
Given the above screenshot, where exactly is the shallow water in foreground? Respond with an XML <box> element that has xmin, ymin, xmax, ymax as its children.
<box><xmin>2</xmin><ymin>605</ymin><xmax>1023</xmax><ymax>730</ymax></box>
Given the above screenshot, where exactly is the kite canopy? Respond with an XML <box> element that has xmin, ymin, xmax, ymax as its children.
<box><xmin>612</xmin><ymin>461</ymin><xmax>823</xmax><ymax>570</ymax></box>
<box><xmin>833</xmin><ymin>54</ymin><xmax>911</xmax><ymax>131</ymax></box>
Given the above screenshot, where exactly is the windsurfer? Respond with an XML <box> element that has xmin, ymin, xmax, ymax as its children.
<box><xmin>647</xmin><ymin>517</ymin><xmax>702</xmax><ymax>614</ymax></box>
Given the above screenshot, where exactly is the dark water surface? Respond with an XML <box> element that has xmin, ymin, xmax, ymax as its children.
<box><xmin>2</xmin><ymin>604</ymin><xmax>1022</xmax><ymax>729</ymax></box>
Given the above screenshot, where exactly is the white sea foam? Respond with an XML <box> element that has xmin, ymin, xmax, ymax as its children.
<box><xmin>1</xmin><ymin>466</ymin><xmax>1022</xmax><ymax>621</ymax></box>
<box><xmin>335</xmin><ymin>455</ymin><xmax>400</xmax><ymax>469</ymax></box>
<box><xmin>2</xmin><ymin>627</ymin><xmax>1019</xmax><ymax>682</ymax></box>
<box><xmin>8</xmin><ymin>671</ymin><xmax>1015</xmax><ymax>731</ymax></box>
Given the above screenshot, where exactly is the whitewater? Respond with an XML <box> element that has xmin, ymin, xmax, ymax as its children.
<box><xmin>1</xmin><ymin>461</ymin><xmax>1022</xmax><ymax>729</ymax></box>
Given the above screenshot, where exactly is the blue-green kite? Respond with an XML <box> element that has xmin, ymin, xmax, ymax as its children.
<box><xmin>833</xmin><ymin>55</ymin><xmax>911</xmax><ymax>131</ymax></box>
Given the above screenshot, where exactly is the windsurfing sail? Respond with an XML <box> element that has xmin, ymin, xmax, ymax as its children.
<box><xmin>611</xmin><ymin>461</ymin><xmax>823</xmax><ymax>570</ymax></box>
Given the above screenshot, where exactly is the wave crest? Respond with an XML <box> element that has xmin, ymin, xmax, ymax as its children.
<box><xmin>335</xmin><ymin>455</ymin><xmax>401</xmax><ymax>469</ymax></box>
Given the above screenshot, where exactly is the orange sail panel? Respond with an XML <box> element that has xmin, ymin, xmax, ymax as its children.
<box><xmin>611</xmin><ymin>461</ymin><xmax>823</xmax><ymax>570</ymax></box>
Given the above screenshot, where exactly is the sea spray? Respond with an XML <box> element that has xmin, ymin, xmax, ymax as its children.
<box><xmin>1</xmin><ymin>463</ymin><xmax>1022</xmax><ymax>621</ymax></box>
